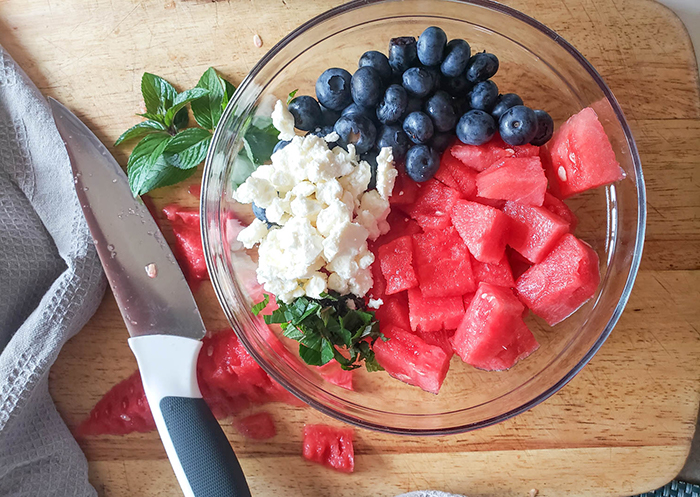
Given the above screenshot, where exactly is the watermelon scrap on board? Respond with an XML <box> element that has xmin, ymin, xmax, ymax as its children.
<box><xmin>377</xmin><ymin>235</ymin><xmax>419</xmax><ymax>295</ymax></box>
<box><xmin>451</xmin><ymin>199</ymin><xmax>510</xmax><ymax>264</ymax></box>
<box><xmin>407</xmin><ymin>288</ymin><xmax>465</xmax><ymax>332</ymax></box>
<box><xmin>476</xmin><ymin>156</ymin><xmax>547</xmax><ymax>206</ymax></box>
<box><xmin>452</xmin><ymin>282</ymin><xmax>538</xmax><ymax>370</ymax></box>
<box><xmin>162</xmin><ymin>204</ymin><xmax>208</xmax><ymax>289</ymax></box>
<box><xmin>234</xmin><ymin>412</ymin><xmax>277</xmax><ymax>440</ymax></box>
<box><xmin>502</xmin><ymin>201</ymin><xmax>570</xmax><ymax>264</ymax></box>
<box><xmin>303</xmin><ymin>424</ymin><xmax>355</xmax><ymax>473</ymax></box>
<box><xmin>516</xmin><ymin>233</ymin><xmax>600</xmax><ymax>326</ymax></box>
<box><xmin>541</xmin><ymin>107</ymin><xmax>625</xmax><ymax>198</ymax></box>
<box><xmin>373</xmin><ymin>326</ymin><xmax>451</xmax><ymax>394</ymax></box>
<box><xmin>413</xmin><ymin>227</ymin><xmax>476</xmax><ymax>298</ymax></box>
<box><xmin>403</xmin><ymin>179</ymin><xmax>461</xmax><ymax>230</ymax></box>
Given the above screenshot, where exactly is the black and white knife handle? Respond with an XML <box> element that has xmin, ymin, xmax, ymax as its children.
<box><xmin>129</xmin><ymin>335</ymin><xmax>252</xmax><ymax>497</ymax></box>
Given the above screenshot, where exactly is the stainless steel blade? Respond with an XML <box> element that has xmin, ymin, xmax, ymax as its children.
<box><xmin>49</xmin><ymin>98</ymin><xmax>206</xmax><ymax>340</ymax></box>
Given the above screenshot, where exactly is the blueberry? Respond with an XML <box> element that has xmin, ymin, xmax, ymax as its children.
<box><xmin>430</xmin><ymin>131</ymin><xmax>453</xmax><ymax>153</ymax></box>
<box><xmin>376</xmin><ymin>84</ymin><xmax>408</xmax><ymax>124</ymax></box>
<box><xmin>403</xmin><ymin>97</ymin><xmax>423</xmax><ymax>117</ymax></box>
<box><xmin>334</xmin><ymin>114</ymin><xmax>377</xmax><ymax>154</ymax></box>
<box><xmin>342</xmin><ymin>102</ymin><xmax>376</xmax><ymax>121</ymax></box>
<box><xmin>491</xmin><ymin>93</ymin><xmax>524</xmax><ymax>121</ymax></box>
<box><xmin>417</xmin><ymin>26</ymin><xmax>447</xmax><ymax>67</ymax></box>
<box><xmin>456</xmin><ymin>109</ymin><xmax>497</xmax><ymax>145</ymax></box>
<box><xmin>421</xmin><ymin>65</ymin><xmax>442</xmax><ymax>91</ymax></box>
<box><xmin>465</xmin><ymin>52</ymin><xmax>499</xmax><ymax>83</ymax></box>
<box><xmin>499</xmin><ymin>105</ymin><xmax>538</xmax><ymax>146</ymax></box>
<box><xmin>319</xmin><ymin>104</ymin><xmax>342</xmax><ymax>127</ymax></box>
<box><xmin>442</xmin><ymin>73</ymin><xmax>472</xmax><ymax>97</ymax></box>
<box><xmin>403</xmin><ymin>111</ymin><xmax>434</xmax><ymax>144</ymax></box>
<box><xmin>388</xmin><ymin>36</ymin><xmax>418</xmax><ymax>74</ymax></box>
<box><xmin>252</xmin><ymin>203</ymin><xmax>268</xmax><ymax>223</ymax></box>
<box><xmin>530</xmin><ymin>109</ymin><xmax>554</xmax><ymax>146</ymax></box>
<box><xmin>402</xmin><ymin>67</ymin><xmax>435</xmax><ymax>98</ymax></box>
<box><xmin>361</xmin><ymin>150</ymin><xmax>380</xmax><ymax>190</ymax></box>
<box><xmin>424</xmin><ymin>91</ymin><xmax>457</xmax><ymax>132</ymax></box>
<box><xmin>377</xmin><ymin>123</ymin><xmax>411</xmax><ymax>161</ymax></box>
<box><xmin>469</xmin><ymin>80</ymin><xmax>499</xmax><ymax>112</ymax></box>
<box><xmin>315</xmin><ymin>68</ymin><xmax>353</xmax><ymax>111</ymax></box>
<box><xmin>452</xmin><ymin>96</ymin><xmax>470</xmax><ymax>116</ymax></box>
<box><xmin>440</xmin><ymin>39</ymin><xmax>471</xmax><ymax>77</ymax></box>
<box><xmin>351</xmin><ymin>66</ymin><xmax>384</xmax><ymax>108</ymax></box>
<box><xmin>405</xmin><ymin>145</ymin><xmax>440</xmax><ymax>182</ymax></box>
<box><xmin>273</xmin><ymin>140</ymin><xmax>291</xmax><ymax>153</ymax></box>
<box><xmin>288</xmin><ymin>96</ymin><xmax>323</xmax><ymax>131</ymax></box>
<box><xmin>359</xmin><ymin>50</ymin><xmax>392</xmax><ymax>84</ymax></box>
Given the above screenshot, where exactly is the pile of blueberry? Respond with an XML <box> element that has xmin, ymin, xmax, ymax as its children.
<box><xmin>279</xmin><ymin>26</ymin><xmax>554</xmax><ymax>183</ymax></box>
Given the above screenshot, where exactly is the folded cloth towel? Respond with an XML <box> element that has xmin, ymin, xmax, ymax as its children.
<box><xmin>0</xmin><ymin>45</ymin><xmax>105</xmax><ymax>496</ymax></box>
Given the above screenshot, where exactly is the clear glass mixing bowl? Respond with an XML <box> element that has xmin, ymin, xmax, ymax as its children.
<box><xmin>201</xmin><ymin>0</ymin><xmax>646</xmax><ymax>435</ymax></box>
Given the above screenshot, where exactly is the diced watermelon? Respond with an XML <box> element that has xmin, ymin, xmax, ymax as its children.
<box><xmin>451</xmin><ymin>199</ymin><xmax>510</xmax><ymax>264</ymax></box>
<box><xmin>390</xmin><ymin>170</ymin><xmax>420</xmax><ymax>207</ymax></box>
<box><xmin>453</xmin><ymin>282</ymin><xmax>538</xmax><ymax>370</ymax></box>
<box><xmin>463</xmin><ymin>292</ymin><xmax>475</xmax><ymax>309</ymax></box>
<box><xmin>435</xmin><ymin>149</ymin><xmax>461</xmax><ymax>190</ymax></box>
<box><xmin>516</xmin><ymin>233</ymin><xmax>600</xmax><ymax>325</ymax></box>
<box><xmin>512</xmin><ymin>143</ymin><xmax>540</xmax><ymax>157</ymax></box>
<box><xmin>375</xmin><ymin>292</ymin><xmax>411</xmax><ymax>332</ymax></box>
<box><xmin>412</xmin><ymin>227</ymin><xmax>476</xmax><ymax>297</ymax></box>
<box><xmin>163</xmin><ymin>204</ymin><xmax>209</xmax><ymax>289</ymax></box>
<box><xmin>507</xmin><ymin>248</ymin><xmax>532</xmax><ymax>281</ymax></box>
<box><xmin>471</xmin><ymin>256</ymin><xmax>515</xmax><ymax>288</ymax></box>
<box><xmin>76</xmin><ymin>371</ymin><xmax>155</xmax><ymax>436</ymax></box>
<box><xmin>413</xmin><ymin>328</ymin><xmax>456</xmax><ymax>358</ymax></box>
<box><xmin>440</xmin><ymin>150</ymin><xmax>478</xmax><ymax>198</ymax></box>
<box><xmin>377</xmin><ymin>235</ymin><xmax>419</xmax><ymax>294</ymax></box>
<box><xmin>542</xmin><ymin>107</ymin><xmax>625</xmax><ymax>198</ymax></box>
<box><xmin>407</xmin><ymin>288</ymin><xmax>465</xmax><ymax>332</ymax></box>
<box><xmin>374</xmin><ymin>210</ymin><xmax>422</xmax><ymax>247</ymax></box>
<box><xmin>373</xmin><ymin>326</ymin><xmax>451</xmax><ymax>394</ymax></box>
<box><xmin>404</xmin><ymin>179</ymin><xmax>462</xmax><ymax>230</ymax></box>
<box><xmin>368</xmin><ymin>258</ymin><xmax>387</xmax><ymax>300</ymax></box>
<box><xmin>476</xmin><ymin>157</ymin><xmax>547</xmax><ymax>206</ymax></box>
<box><xmin>303</xmin><ymin>424</ymin><xmax>355</xmax><ymax>473</ymax></box>
<box><xmin>502</xmin><ymin>201</ymin><xmax>570</xmax><ymax>264</ymax></box>
<box><xmin>234</xmin><ymin>412</ymin><xmax>277</xmax><ymax>440</ymax></box>
<box><xmin>543</xmin><ymin>192</ymin><xmax>578</xmax><ymax>232</ymax></box>
<box><xmin>451</xmin><ymin>136</ymin><xmax>514</xmax><ymax>171</ymax></box>
<box><xmin>317</xmin><ymin>362</ymin><xmax>354</xmax><ymax>391</ymax></box>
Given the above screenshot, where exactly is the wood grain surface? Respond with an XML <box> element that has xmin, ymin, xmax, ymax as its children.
<box><xmin>1</xmin><ymin>0</ymin><xmax>699</xmax><ymax>496</ymax></box>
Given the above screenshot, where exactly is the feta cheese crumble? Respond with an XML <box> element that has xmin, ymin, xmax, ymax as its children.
<box><xmin>234</xmin><ymin>100</ymin><xmax>397</xmax><ymax>303</ymax></box>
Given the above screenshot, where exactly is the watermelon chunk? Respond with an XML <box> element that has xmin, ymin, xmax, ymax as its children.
<box><xmin>453</xmin><ymin>282</ymin><xmax>538</xmax><ymax>370</ymax></box>
<box><xmin>390</xmin><ymin>170</ymin><xmax>420</xmax><ymax>207</ymax></box>
<box><xmin>375</xmin><ymin>292</ymin><xmax>411</xmax><ymax>332</ymax></box>
<box><xmin>471</xmin><ymin>256</ymin><xmax>515</xmax><ymax>288</ymax></box>
<box><xmin>413</xmin><ymin>227</ymin><xmax>476</xmax><ymax>297</ymax></box>
<box><xmin>413</xmin><ymin>328</ymin><xmax>456</xmax><ymax>358</ymax></box>
<box><xmin>317</xmin><ymin>362</ymin><xmax>354</xmax><ymax>391</ymax></box>
<box><xmin>451</xmin><ymin>199</ymin><xmax>510</xmax><ymax>264</ymax></box>
<box><xmin>451</xmin><ymin>136</ymin><xmax>514</xmax><ymax>171</ymax></box>
<box><xmin>374</xmin><ymin>210</ymin><xmax>422</xmax><ymax>247</ymax></box>
<box><xmin>163</xmin><ymin>204</ymin><xmax>208</xmax><ymax>289</ymax></box>
<box><xmin>404</xmin><ymin>179</ymin><xmax>462</xmax><ymax>230</ymax></box>
<box><xmin>235</xmin><ymin>412</ymin><xmax>277</xmax><ymax>440</ymax></box>
<box><xmin>542</xmin><ymin>107</ymin><xmax>625</xmax><ymax>198</ymax></box>
<box><xmin>303</xmin><ymin>424</ymin><xmax>355</xmax><ymax>473</ymax></box>
<box><xmin>373</xmin><ymin>326</ymin><xmax>451</xmax><ymax>394</ymax></box>
<box><xmin>476</xmin><ymin>157</ymin><xmax>547</xmax><ymax>206</ymax></box>
<box><xmin>543</xmin><ymin>192</ymin><xmax>578</xmax><ymax>232</ymax></box>
<box><xmin>435</xmin><ymin>149</ymin><xmax>461</xmax><ymax>190</ymax></box>
<box><xmin>407</xmin><ymin>288</ymin><xmax>465</xmax><ymax>332</ymax></box>
<box><xmin>516</xmin><ymin>233</ymin><xmax>600</xmax><ymax>325</ymax></box>
<box><xmin>503</xmin><ymin>201</ymin><xmax>570</xmax><ymax>264</ymax></box>
<box><xmin>440</xmin><ymin>150</ymin><xmax>478</xmax><ymax>198</ymax></box>
<box><xmin>377</xmin><ymin>235</ymin><xmax>419</xmax><ymax>294</ymax></box>
<box><xmin>507</xmin><ymin>248</ymin><xmax>532</xmax><ymax>281</ymax></box>
<box><xmin>368</xmin><ymin>257</ymin><xmax>387</xmax><ymax>300</ymax></box>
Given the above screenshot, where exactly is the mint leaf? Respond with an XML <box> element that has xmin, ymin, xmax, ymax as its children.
<box><xmin>173</xmin><ymin>107</ymin><xmax>189</xmax><ymax>131</ymax></box>
<box><xmin>299</xmin><ymin>345</ymin><xmax>323</xmax><ymax>366</ymax></box>
<box><xmin>141</xmin><ymin>73</ymin><xmax>177</xmax><ymax>115</ymax></box>
<box><xmin>287</xmin><ymin>89</ymin><xmax>298</xmax><ymax>105</ymax></box>
<box><xmin>137</xmin><ymin>112</ymin><xmax>165</xmax><ymax>124</ymax></box>
<box><xmin>191</xmin><ymin>68</ymin><xmax>236</xmax><ymax>130</ymax></box>
<box><xmin>127</xmin><ymin>133</ymin><xmax>195</xmax><ymax>196</ymax></box>
<box><xmin>163</xmin><ymin>88</ymin><xmax>210</xmax><ymax>127</ymax></box>
<box><xmin>114</xmin><ymin>120</ymin><xmax>167</xmax><ymax>146</ymax></box>
<box><xmin>243</xmin><ymin>118</ymin><xmax>280</xmax><ymax>166</ymax></box>
<box><xmin>162</xmin><ymin>128</ymin><xmax>212</xmax><ymax>169</ymax></box>
<box><xmin>282</xmin><ymin>325</ymin><xmax>304</xmax><ymax>341</ymax></box>
<box><xmin>320</xmin><ymin>339</ymin><xmax>335</xmax><ymax>365</ymax></box>
<box><xmin>251</xmin><ymin>294</ymin><xmax>270</xmax><ymax>316</ymax></box>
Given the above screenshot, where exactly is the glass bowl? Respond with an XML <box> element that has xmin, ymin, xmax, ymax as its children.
<box><xmin>201</xmin><ymin>0</ymin><xmax>646</xmax><ymax>435</ymax></box>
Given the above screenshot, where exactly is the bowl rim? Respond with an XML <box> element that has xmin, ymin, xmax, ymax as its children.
<box><xmin>201</xmin><ymin>0</ymin><xmax>647</xmax><ymax>435</ymax></box>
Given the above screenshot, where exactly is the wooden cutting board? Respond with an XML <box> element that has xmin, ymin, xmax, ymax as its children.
<box><xmin>1</xmin><ymin>0</ymin><xmax>699</xmax><ymax>495</ymax></box>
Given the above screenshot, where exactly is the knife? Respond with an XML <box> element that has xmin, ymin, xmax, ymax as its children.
<box><xmin>49</xmin><ymin>98</ymin><xmax>252</xmax><ymax>497</ymax></box>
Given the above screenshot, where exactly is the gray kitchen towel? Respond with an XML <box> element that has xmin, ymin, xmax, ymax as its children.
<box><xmin>0</xmin><ymin>45</ymin><xmax>105</xmax><ymax>496</ymax></box>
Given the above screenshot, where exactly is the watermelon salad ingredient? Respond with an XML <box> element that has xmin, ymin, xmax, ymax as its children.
<box><xmin>232</xmin><ymin>25</ymin><xmax>624</xmax><ymax>387</ymax></box>
<box><xmin>303</xmin><ymin>424</ymin><xmax>355</xmax><ymax>473</ymax></box>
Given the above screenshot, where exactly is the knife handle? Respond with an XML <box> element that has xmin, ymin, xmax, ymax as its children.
<box><xmin>129</xmin><ymin>335</ymin><xmax>252</xmax><ymax>497</ymax></box>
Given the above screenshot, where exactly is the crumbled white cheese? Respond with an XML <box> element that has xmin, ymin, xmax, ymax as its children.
<box><xmin>368</xmin><ymin>298</ymin><xmax>384</xmax><ymax>309</ymax></box>
<box><xmin>272</xmin><ymin>100</ymin><xmax>296</xmax><ymax>141</ymax></box>
<box><xmin>235</xmin><ymin>99</ymin><xmax>397</xmax><ymax>303</ymax></box>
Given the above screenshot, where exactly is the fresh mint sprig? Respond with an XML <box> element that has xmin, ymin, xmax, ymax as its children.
<box><xmin>252</xmin><ymin>293</ymin><xmax>386</xmax><ymax>372</ymax></box>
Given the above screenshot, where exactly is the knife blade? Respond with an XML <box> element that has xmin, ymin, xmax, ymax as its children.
<box><xmin>49</xmin><ymin>98</ymin><xmax>251</xmax><ymax>497</ymax></box>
